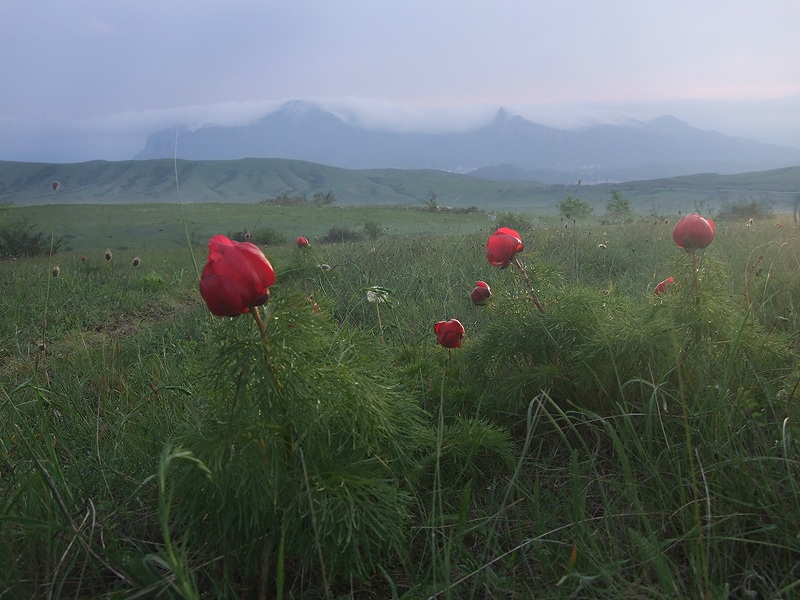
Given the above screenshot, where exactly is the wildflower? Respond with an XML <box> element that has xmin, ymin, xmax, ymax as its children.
<box><xmin>132</xmin><ymin>257</ymin><xmax>141</xmax><ymax>267</ymax></box>
<box><xmin>471</xmin><ymin>280</ymin><xmax>491</xmax><ymax>306</ymax></box>
<box><xmin>51</xmin><ymin>266</ymin><xmax>60</xmax><ymax>278</ymax></box>
<box><xmin>597</xmin><ymin>243</ymin><xmax>608</xmax><ymax>250</ymax></box>
<box><xmin>434</xmin><ymin>319</ymin><xmax>465</xmax><ymax>349</ymax></box>
<box><xmin>319</xmin><ymin>263</ymin><xmax>331</xmax><ymax>271</ymax></box>
<box><xmin>654</xmin><ymin>277</ymin><xmax>674</xmax><ymax>295</ymax></box>
<box><xmin>104</xmin><ymin>249</ymin><xmax>113</xmax><ymax>261</ymax></box>
<box><xmin>366</xmin><ymin>286</ymin><xmax>389</xmax><ymax>304</ymax></box>
<box><xmin>297</xmin><ymin>236</ymin><xmax>310</xmax><ymax>248</ymax></box>
<box><xmin>81</xmin><ymin>256</ymin><xmax>86</xmax><ymax>262</ymax></box>
<box><xmin>672</xmin><ymin>213</ymin><xmax>715</xmax><ymax>250</ymax></box>
<box><xmin>486</xmin><ymin>227</ymin><xmax>524</xmax><ymax>269</ymax></box>
<box><xmin>199</xmin><ymin>234</ymin><xmax>275</xmax><ymax>317</ymax></box>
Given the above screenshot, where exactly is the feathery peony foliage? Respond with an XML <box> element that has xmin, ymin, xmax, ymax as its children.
<box><xmin>169</xmin><ymin>291</ymin><xmax>429</xmax><ymax>589</ymax></box>
<box><xmin>464</xmin><ymin>269</ymin><xmax>791</xmax><ymax>416</ymax></box>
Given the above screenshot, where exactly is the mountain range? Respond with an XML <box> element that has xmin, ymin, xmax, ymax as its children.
<box><xmin>135</xmin><ymin>101</ymin><xmax>800</xmax><ymax>183</ymax></box>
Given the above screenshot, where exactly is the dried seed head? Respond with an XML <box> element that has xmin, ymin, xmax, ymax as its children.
<box><xmin>132</xmin><ymin>257</ymin><xmax>141</xmax><ymax>267</ymax></box>
<box><xmin>104</xmin><ymin>249</ymin><xmax>113</xmax><ymax>261</ymax></box>
<box><xmin>51</xmin><ymin>266</ymin><xmax>60</xmax><ymax>277</ymax></box>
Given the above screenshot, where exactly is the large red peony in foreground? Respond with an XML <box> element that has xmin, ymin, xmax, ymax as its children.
<box><xmin>672</xmin><ymin>214</ymin><xmax>715</xmax><ymax>250</ymax></box>
<box><xmin>486</xmin><ymin>227</ymin><xmax>524</xmax><ymax>268</ymax></box>
<box><xmin>434</xmin><ymin>319</ymin><xmax>465</xmax><ymax>349</ymax></box>
<box><xmin>199</xmin><ymin>235</ymin><xmax>276</xmax><ymax>316</ymax></box>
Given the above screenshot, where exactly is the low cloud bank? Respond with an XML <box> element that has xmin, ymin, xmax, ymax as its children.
<box><xmin>2</xmin><ymin>95</ymin><xmax>798</xmax><ymax>163</ymax></box>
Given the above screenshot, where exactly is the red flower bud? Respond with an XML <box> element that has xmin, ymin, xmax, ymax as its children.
<box><xmin>434</xmin><ymin>319</ymin><xmax>465</xmax><ymax>349</ymax></box>
<box><xmin>471</xmin><ymin>280</ymin><xmax>491</xmax><ymax>305</ymax></box>
<box><xmin>297</xmin><ymin>236</ymin><xmax>310</xmax><ymax>248</ymax></box>
<box><xmin>654</xmin><ymin>277</ymin><xmax>674</xmax><ymax>295</ymax></box>
<box><xmin>199</xmin><ymin>234</ymin><xmax>275</xmax><ymax>317</ymax></box>
<box><xmin>486</xmin><ymin>227</ymin><xmax>524</xmax><ymax>268</ymax></box>
<box><xmin>672</xmin><ymin>214</ymin><xmax>715</xmax><ymax>250</ymax></box>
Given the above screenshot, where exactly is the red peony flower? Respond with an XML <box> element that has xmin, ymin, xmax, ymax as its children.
<box><xmin>471</xmin><ymin>280</ymin><xmax>491</xmax><ymax>305</ymax></box>
<box><xmin>199</xmin><ymin>234</ymin><xmax>276</xmax><ymax>317</ymax></box>
<box><xmin>486</xmin><ymin>227</ymin><xmax>524</xmax><ymax>268</ymax></box>
<box><xmin>297</xmin><ymin>236</ymin><xmax>310</xmax><ymax>248</ymax></box>
<box><xmin>654</xmin><ymin>277</ymin><xmax>674</xmax><ymax>295</ymax></box>
<box><xmin>672</xmin><ymin>214</ymin><xmax>715</xmax><ymax>250</ymax></box>
<box><xmin>434</xmin><ymin>319</ymin><xmax>465</xmax><ymax>349</ymax></box>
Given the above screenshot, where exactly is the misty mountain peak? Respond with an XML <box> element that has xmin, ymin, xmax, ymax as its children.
<box><xmin>645</xmin><ymin>115</ymin><xmax>693</xmax><ymax>131</ymax></box>
<box><xmin>492</xmin><ymin>107</ymin><xmax>512</xmax><ymax>124</ymax></box>
<box><xmin>134</xmin><ymin>100</ymin><xmax>800</xmax><ymax>181</ymax></box>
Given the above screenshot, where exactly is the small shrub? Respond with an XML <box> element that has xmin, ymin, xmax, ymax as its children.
<box><xmin>605</xmin><ymin>189</ymin><xmax>635</xmax><ymax>222</ymax></box>
<box><xmin>0</xmin><ymin>219</ymin><xmax>63</xmax><ymax>257</ymax></box>
<box><xmin>363</xmin><ymin>220</ymin><xmax>383</xmax><ymax>241</ymax></box>
<box><xmin>715</xmin><ymin>198</ymin><xmax>773</xmax><ymax>221</ymax></box>
<box><xmin>558</xmin><ymin>195</ymin><xmax>594</xmax><ymax>219</ymax></box>
<box><xmin>322</xmin><ymin>226</ymin><xmax>363</xmax><ymax>243</ymax></box>
<box><xmin>228</xmin><ymin>228</ymin><xmax>286</xmax><ymax>245</ymax></box>
<box><xmin>140</xmin><ymin>271</ymin><xmax>165</xmax><ymax>291</ymax></box>
<box><xmin>496</xmin><ymin>212</ymin><xmax>534</xmax><ymax>233</ymax></box>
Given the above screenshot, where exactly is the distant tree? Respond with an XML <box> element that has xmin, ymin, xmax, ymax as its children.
<box><xmin>558</xmin><ymin>195</ymin><xmax>593</xmax><ymax>219</ymax></box>
<box><xmin>425</xmin><ymin>195</ymin><xmax>439</xmax><ymax>212</ymax></box>
<box><xmin>363</xmin><ymin>220</ymin><xmax>383</xmax><ymax>241</ymax></box>
<box><xmin>606</xmin><ymin>190</ymin><xmax>634</xmax><ymax>222</ymax></box>
<box><xmin>313</xmin><ymin>190</ymin><xmax>336</xmax><ymax>205</ymax></box>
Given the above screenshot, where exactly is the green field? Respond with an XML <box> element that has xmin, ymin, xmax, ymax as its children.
<box><xmin>0</xmin><ymin>203</ymin><xmax>500</xmax><ymax>253</ymax></box>
<box><xmin>3</xmin><ymin>202</ymin><xmax>800</xmax><ymax>598</ymax></box>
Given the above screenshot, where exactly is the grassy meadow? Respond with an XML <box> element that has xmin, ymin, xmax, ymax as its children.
<box><xmin>2</xmin><ymin>201</ymin><xmax>800</xmax><ymax>598</ymax></box>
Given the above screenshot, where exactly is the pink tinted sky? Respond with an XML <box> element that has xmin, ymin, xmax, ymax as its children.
<box><xmin>1</xmin><ymin>0</ymin><xmax>799</xmax><ymax>161</ymax></box>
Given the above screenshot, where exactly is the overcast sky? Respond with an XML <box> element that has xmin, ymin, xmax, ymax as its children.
<box><xmin>2</xmin><ymin>1</ymin><xmax>799</xmax><ymax>162</ymax></box>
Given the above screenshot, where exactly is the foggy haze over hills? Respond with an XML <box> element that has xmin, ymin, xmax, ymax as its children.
<box><xmin>134</xmin><ymin>100</ymin><xmax>800</xmax><ymax>184</ymax></box>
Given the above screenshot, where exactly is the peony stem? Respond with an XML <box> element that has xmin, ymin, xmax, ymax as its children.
<box><xmin>513</xmin><ymin>257</ymin><xmax>545</xmax><ymax>314</ymax></box>
<box><xmin>250</xmin><ymin>306</ymin><xmax>267</xmax><ymax>338</ymax></box>
<box><xmin>691</xmin><ymin>251</ymin><xmax>700</xmax><ymax>306</ymax></box>
<box><xmin>375</xmin><ymin>302</ymin><xmax>385</xmax><ymax>343</ymax></box>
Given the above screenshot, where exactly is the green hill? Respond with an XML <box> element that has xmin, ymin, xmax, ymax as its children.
<box><xmin>1</xmin><ymin>158</ymin><xmax>798</xmax><ymax>215</ymax></box>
